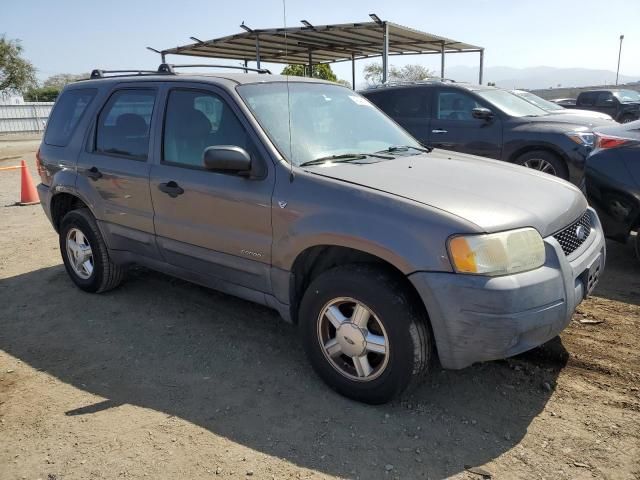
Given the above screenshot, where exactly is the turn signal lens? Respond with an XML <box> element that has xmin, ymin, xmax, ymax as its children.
<box><xmin>448</xmin><ymin>228</ymin><xmax>545</xmax><ymax>276</ymax></box>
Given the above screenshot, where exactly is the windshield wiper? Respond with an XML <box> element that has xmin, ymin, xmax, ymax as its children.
<box><xmin>382</xmin><ymin>145</ymin><xmax>432</xmax><ymax>153</ymax></box>
<box><xmin>300</xmin><ymin>152</ymin><xmax>393</xmax><ymax>167</ymax></box>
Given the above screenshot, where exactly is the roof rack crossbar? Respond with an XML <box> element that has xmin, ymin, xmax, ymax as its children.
<box><xmin>90</xmin><ymin>69</ymin><xmax>159</xmax><ymax>79</ymax></box>
<box><xmin>364</xmin><ymin>78</ymin><xmax>459</xmax><ymax>89</ymax></box>
<box><xmin>158</xmin><ymin>63</ymin><xmax>272</xmax><ymax>74</ymax></box>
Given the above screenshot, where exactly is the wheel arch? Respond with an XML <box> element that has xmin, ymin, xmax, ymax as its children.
<box><xmin>50</xmin><ymin>192</ymin><xmax>90</xmax><ymax>232</ymax></box>
<box><xmin>288</xmin><ymin>245</ymin><xmax>433</xmax><ymax>339</ymax></box>
<box><xmin>508</xmin><ymin>143</ymin><xmax>568</xmax><ymax>167</ymax></box>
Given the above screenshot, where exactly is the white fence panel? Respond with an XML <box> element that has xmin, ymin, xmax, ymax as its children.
<box><xmin>0</xmin><ymin>103</ymin><xmax>55</xmax><ymax>133</ymax></box>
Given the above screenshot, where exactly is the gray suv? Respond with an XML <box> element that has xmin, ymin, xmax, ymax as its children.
<box><xmin>36</xmin><ymin>66</ymin><xmax>606</xmax><ymax>404</ymax></box>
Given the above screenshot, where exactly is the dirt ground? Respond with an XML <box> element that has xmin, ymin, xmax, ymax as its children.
<box><xmin>0</xmin><ymin>135</ymin><xmax>638</xmax><ymax>480</ymax></box>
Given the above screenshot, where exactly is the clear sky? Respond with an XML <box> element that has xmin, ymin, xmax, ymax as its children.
<box><xmin>3</xmin><ymin>0</ymin><xmax>639</xmax><ymax>85</ymax></box>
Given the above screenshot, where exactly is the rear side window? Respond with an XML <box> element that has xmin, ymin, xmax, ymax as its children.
<box><xmin>95</xmin><ymin>89</ymin><xmax>156</xmax><ymax>159</ymax></box>
<box><xmin>388</xmin><ymin>89</ymin><xmax>429</xmax><ymax>118</ymax></box>
<box><xmin>44</xmin><ymin>89</ymin><xmax>96</xmax><ymax>147</ymax></box>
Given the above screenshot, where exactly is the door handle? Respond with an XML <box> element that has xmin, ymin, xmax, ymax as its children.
<box><xmin>158</xmin><ymin>181</ymin><xmax>184</xmax><ymax>198</ymax></box>
<box><xmin>86</xmin><ymin>166</ymin><xmax>102</xmax><ymax>181</ymax></box>
<box><xmin>431</xmin><ymin>129</ymin><xmax>448</xmax><ymax>134</ymax></box>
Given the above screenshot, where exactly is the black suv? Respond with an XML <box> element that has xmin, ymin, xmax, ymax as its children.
<box><xmin>362</xmin><ymin>81</ymin><xmax>613</xmax><ymax>184</ymax></box>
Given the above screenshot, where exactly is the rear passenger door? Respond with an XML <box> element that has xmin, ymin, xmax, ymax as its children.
<box><xmin>76</xmin><ymin>84</ymin><xmax>160</xmax><ymax>259</ymax></box>
<box><xmin>367</xmin><ymin>88</ymin><xmax>431</xmax><ymax>144</ymax></box>
<box><xmin>428</xmin><ymin>88</ymin><xmax>502</xmax><ymax>159</ymax></box>
<box><xmin>149</xmin><ymin>84</ymin><xmax>274</xmax><ymax>293</ymax></box>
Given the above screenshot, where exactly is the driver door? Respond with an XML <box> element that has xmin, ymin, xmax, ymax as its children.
<box><xmin>149</xmin><ymin>84</ymin><xmax>274</xmax><ymax>293</ymax></box>
<box><xmin>427</xmin><ymin>88</ymin><xmax>502</xmax><ymax>159</ymax></box>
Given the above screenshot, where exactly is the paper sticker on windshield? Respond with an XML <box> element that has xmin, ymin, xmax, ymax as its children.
<box><xmin>349</xmin><ymin>95</ymin><xmax>372</xmax><ymax>106</ymax></box>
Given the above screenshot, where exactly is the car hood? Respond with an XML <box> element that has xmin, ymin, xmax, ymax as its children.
<box><xmin>520</xmin><ymin>113</ymin><xmax>613</xmax><ymax>129</ymax></box>
<box><xmin>305</xmin><ymin>150</ymin><xmax>587</xmax><ymax>237</ymax></box>
<box><xmin>555</xmin><ymin>109</ymin><xmax>613</xmax><ymax>120</ymax></box>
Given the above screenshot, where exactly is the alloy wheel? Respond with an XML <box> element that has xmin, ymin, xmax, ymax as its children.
<box><xmin>66</xmin><ymin>227</ymin><xmax>94</xmax><ymax>279</ymax></box>
<box><xmin>317</xmin><ymin>297</ymin><xmax>389</xmax><ymax>381</ymax></box>
<box><xmin>522</xmin><ymin>158</ymin><xmax>557</xmax><ymax>175</ymax></box>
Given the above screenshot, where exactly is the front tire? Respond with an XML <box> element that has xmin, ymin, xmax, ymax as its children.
<box><xmin>299</xmin><ymin>264</ymin><xmax>431</xmax><ymax>404</ymax></box>
<box><xmin>59</xmin><ymin>208</ymin><xmax>125</xmax><ymax>293</ymax></box>
<box><xmin>514</xmin><ymin>150</ymin><xmax>569</xmax><ymax>180</ymax></box>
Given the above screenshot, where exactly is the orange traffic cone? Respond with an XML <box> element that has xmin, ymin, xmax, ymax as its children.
<box><xmin>19</xmin><ymin>159</ymin><xmax>39</xmax><ymax>206</ymax></box>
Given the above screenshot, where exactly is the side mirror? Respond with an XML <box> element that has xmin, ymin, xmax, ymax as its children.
<box><xmin>203</xmin><ymin>146</ymin><xmax>252</xmax><ymax>175</ymax></box>
<box><xmin>472</xmin><ymin>107</ymin><xmax>495</xmax><ymax>120</ymax></box>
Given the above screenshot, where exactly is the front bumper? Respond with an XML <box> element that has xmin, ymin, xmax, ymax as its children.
<box><xmin>409</xmin><ymin>208</ymin><xmax>606</xmax><ymax>369</ymax></box>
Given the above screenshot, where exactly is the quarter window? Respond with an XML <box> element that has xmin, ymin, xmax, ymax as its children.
<box><xmin>163</xmin><ymin>89</ymin><xmax>248</xmax><ymax>168</ymax></box>
<box><xmin>44</xmin><ymin>89</ymin><xmax>97</xmax><ymax>147</ymax></box>
<box><xmin>95</xmin><ymin>90</ymin><xmax>156</xmax><ymax>159</ymax></box>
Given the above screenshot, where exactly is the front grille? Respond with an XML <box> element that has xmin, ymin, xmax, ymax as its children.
<box><xmin>553</xmin><ymin>211</ymin><xmax>593</xmax><ymax>256</ymax></box>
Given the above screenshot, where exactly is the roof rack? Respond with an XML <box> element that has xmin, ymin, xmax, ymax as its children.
<box><xmin>364</xmin><ymin>78</ymin><xmax>459</xmax><ymax>90</ymax></box>
<box><xmin>88</xmin><ymin>63</ymin><xmax>272</xmax><ymax>80</ymax></box>
<box><xmin>157</xmin><ymin>63</ymin><xmax>272</xmax><ymax>75</ymax></box>
<box><xmin>89</xmin><ymin>69</ymin><xmax>159</xmax><ymax>79</ymax></box>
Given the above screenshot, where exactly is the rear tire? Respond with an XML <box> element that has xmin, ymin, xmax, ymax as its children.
<box><xmin>59</xmin><ymin>208</ymin><xmax>126</xmax><ymax>293</ymax></box>
<box><xmin>514</xmin><ymin>150</ymin><xmax>569</xmax><ymax>180</ymax></box>
<box><xmin>298</xmin><ymin>264</ymin><xmax>431</xmax><ymax>404</ymax></box>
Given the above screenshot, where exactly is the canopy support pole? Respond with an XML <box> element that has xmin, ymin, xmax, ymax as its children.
<box><xmin>478</xmin><ymin>49</ymin><xmax>484</xmax><ymax>84</ymax></box>
<box><xmin>440</xmin><ymin>41</ymin><xmax>445</xmax><ymax>79</ymax></box>
<box><xmin>351</xmin><ymin>53</ymin><xmax>356</xmax><ymax>90</ymax></box>
<box><xmin>382</xmin><ymin>22</ymin><xmax>389</xmax><ymax>83</ymax></box>
<box><xmin>308</xmin><ymin>50</ymin><xmax>313</xmax><ymax>77</ymax></box>
<box><xmin>255</xmin><ymin>34</ymin><xmax>261</xmax><ymax>69</ymax></box>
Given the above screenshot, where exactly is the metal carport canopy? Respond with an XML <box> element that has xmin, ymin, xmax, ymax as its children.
<box><xmin>159</xmin><ymin>19</ymin><xmax>485</xmax><ymax>86</ymax></box>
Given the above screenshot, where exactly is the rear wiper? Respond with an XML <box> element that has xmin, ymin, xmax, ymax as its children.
<box><xmin>299</xmin><ymin>152</ymin><xmax>393</xmax><ymax>167</ymax></box>
<box><xmin>383</xmin><ymin>145</ymin><xmax>432</xmax><ymax>153</ymax></box>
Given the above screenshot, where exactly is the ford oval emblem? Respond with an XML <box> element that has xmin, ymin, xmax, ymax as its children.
<box><xmin>575</xmin><ymin>225</ymin><xmax>587</xmax><ymax>241</ymax></box>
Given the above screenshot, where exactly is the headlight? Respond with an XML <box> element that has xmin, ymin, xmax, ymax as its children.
<box><xmin>565</xmin><ymin>129</ymin><xmax>595</xmax><ymax>147</ymax></box>
<box><xmin>448</xmin><ymin>228</ymin><xmax>545</xmax><ymax>276</ymax></box>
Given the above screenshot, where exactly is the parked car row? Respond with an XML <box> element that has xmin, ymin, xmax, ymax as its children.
<box><xmin>361</xmin><ymin>80</ymin><xmax>611</xmax><ymax>184</ymax></box>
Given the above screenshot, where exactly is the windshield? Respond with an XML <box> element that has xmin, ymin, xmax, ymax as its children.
<box><xmin>237</xmin><ymin>82</ymin><xmax>421</xmax><ymax>166</ymax></box>
<box><xmin>476</xmin><ymin>89</ymin><xmax>549</xmax><ymax>117</ymax></box>
<box><xmin>613</xmin><ymin>90</ymin><xmax>640</xmax><ymax>103</ymax></box>
<box><xmin>513</xmin><ymin>91</ymin><xmax>563</xmax><ymax>111</ymax></box>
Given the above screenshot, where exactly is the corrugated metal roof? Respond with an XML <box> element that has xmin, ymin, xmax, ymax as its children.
<box><xmin>161</xmin><ymin>21</ymin><xmax>482</xmax><ymax>64</ymax></box>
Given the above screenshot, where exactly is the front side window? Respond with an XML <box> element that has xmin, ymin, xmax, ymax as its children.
<box><xmin>237</xmin><ymin>82</ymin><xmax>421</xmax><ymax>166</ymax></box>
<box><xmin>436</xmin><ymin>91</ymin><xmax>482</xmax><ymax>120</ymax></box>
<box><xmin>95</xmin><ymin>90</ymin><xmax>156</xmax><ymax>159</ymax></box>
<box><xmin>44</xmin><ymin>88</ymin><xmax>97</xmax><ymax>147</ymax></box>
<box><xmin>163</xmin><ymin>89</ymin><xmax>248</xmax><ymax>168</ymax></box>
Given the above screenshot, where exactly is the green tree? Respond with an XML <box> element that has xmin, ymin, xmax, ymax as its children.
<box><xmin>281</xmin><ymin>63</ymin><xmax>337</xmax><ymax>82</ymax></box>
<box><xmin>363</xmin><ymin>62</ymin><xmax>435</xmax><ymax>86</ymax></box>
<box><xmin>0</xmin><ymin>36</ymin><xmax>37</xmax><ymax>93</ymax></box>
<box><xmin>43</xmin><ymin>73</ymin><xmax>87</xmax><ymax>89</ymax></box>
<box><xmin>24</xmin><ymin>86</ymin><xmax>60</xmax><ymax>102</ymax></box>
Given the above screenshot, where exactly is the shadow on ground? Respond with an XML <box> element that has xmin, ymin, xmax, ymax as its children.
<box><xmin>0</xmin><ymin>265</ymin><xmax>568</xmax><ymax>479</ymax></box>
<box><xmin>592</xmin><ymin>238</ymin><xmax>640</xmax><ymax>306</ymax></box>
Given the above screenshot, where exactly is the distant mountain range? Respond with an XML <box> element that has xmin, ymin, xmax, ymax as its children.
<box><xmin>443</xmin><ymin>66</ymin><xmax>640</xmax><ymax>89</ymax></box>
